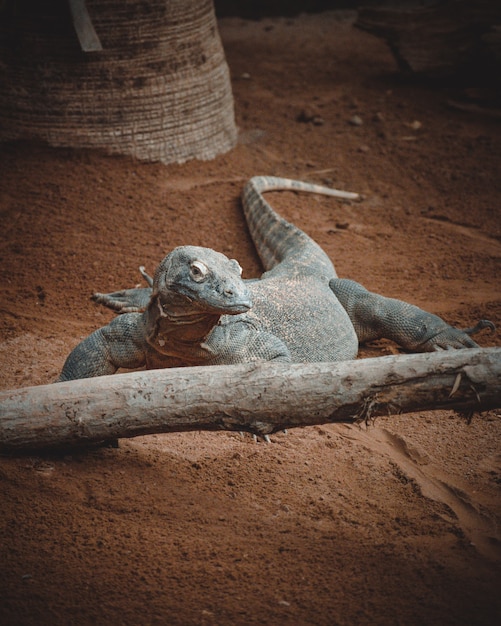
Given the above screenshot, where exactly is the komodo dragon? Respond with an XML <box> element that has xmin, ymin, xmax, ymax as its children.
<box><xmin>58</xmin><ymin>176</ymin><xmax>493</xmax><ymax>382</ymax></box>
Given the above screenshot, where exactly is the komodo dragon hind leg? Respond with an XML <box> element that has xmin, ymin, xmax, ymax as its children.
<box><xmin>331</xmin><ymin>278</ymin><xmax>496</xmax><ymax>351</ymax></box>
<box><xmin>92</xmin><ymin>266</ymin><xmax>153</xmax><ymax>314</ymax></box>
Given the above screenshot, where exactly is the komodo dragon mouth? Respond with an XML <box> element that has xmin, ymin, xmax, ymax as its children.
<box><xmin>154</xmin><ymin>293</ymin><xmax>251</xmax><ymax>323</ymax></box>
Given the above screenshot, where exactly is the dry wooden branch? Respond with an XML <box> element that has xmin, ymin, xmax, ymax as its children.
<box><xmin>0</xmin><ymin>348</ymin><xmax>500</xmax><ymax>454</ymax></box>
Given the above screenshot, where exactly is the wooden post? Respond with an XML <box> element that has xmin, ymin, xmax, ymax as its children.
<box><xmin>0</xmin><ymin>348</ymin><xmax>500</xmax><ymax>453</ymax></box>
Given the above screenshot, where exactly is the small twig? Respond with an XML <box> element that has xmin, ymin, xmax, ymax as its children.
<box><xmin>449</xmin><ymin>372</ymin><xmax>462</xmax><ymax>398</ymax></box>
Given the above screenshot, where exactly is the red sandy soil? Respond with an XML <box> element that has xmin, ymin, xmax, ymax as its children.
<box><xmin>1</xmin><ymin>11</ymin><xmax>500</xmax><ymax>626</ymax></box>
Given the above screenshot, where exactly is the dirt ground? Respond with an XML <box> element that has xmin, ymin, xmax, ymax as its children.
<box><xmin>1</xmin><ymin>11</ymin><xmax>500</xmax><ymax>626</ymax></box>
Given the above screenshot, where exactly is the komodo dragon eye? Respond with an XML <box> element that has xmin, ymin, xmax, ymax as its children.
<box><xmin>190</xmin><ymin>260</ymin><xmax>209</xmax><ymax>282</ymax></box>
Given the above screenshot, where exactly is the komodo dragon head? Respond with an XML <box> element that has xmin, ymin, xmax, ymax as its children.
<box><xmin>144</xmin><ymin>246</ymin><xmax>252</xmax><ymax>355</ymax></box>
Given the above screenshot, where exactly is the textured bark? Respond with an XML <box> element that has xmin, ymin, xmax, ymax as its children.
<box><xmin>0</xmin><ymin>0</ymin><xmax>236</xmax><ymax>164</ymax></box>
<box><xmin>0</xmin><ymin>348</ymin><xmax>500</xmax><ymax>454</ymax></box>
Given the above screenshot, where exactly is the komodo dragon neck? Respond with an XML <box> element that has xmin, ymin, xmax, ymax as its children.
<box><xmin>145</xmin><ymin>294</ymin><xmax>223</xmax><ymax>361</ymax></box>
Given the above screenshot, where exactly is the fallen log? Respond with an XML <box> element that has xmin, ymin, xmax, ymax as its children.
<box><xmin>0</xmin><ymin>348</ymin><xmax>500</xmax><ymax>454</ymax></box>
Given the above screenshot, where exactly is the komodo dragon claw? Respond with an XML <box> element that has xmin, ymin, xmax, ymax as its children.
<box><xmin>423</xmin><ymin>319</ymin><xmax>496</xmax><ymax>351</ymax></box>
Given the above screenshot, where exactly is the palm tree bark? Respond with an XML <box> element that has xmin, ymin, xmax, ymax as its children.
<box><xmin>0</xmin><ymin>0</ymin><xmax>236</xmax><ymax>164</ymax></box>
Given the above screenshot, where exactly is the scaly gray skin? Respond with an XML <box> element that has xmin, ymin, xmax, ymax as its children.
<box><xmin>58</xmin><ymin>176</ymin><xmax>494</xmax><ymax>381</ymax></box>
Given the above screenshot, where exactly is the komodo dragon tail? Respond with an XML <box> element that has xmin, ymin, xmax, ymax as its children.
<box><xmin>242</xmin><ymin>176</ymin><xmax>359</xmax><ymax>275</ymax></box>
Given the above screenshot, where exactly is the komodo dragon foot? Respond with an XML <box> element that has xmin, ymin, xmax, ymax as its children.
<box><xmin>423</xmin><ymin>319</ymin><xmax>496</xmax><ymax>351</ymax></box>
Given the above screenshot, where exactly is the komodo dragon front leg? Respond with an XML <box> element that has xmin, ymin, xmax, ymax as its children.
<box><xmin>58</xmin><ymin>313</ymin><xmax>150</xmax><ymax>380</ymax></box>
<box><xmin>331</xmin><ymin>278</ymin><xmax>495</xmax><ymax>351</ymax></box>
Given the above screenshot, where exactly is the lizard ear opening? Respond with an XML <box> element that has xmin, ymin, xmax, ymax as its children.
<box><xmin>153</xmin><ymin>251</ymin><xmax>175</xmax><ymax>290</ymax></box>
<box><xmin>230</xmin><ymin>259</ymin><xmax>243</xmax><ymax>276</ymax></box>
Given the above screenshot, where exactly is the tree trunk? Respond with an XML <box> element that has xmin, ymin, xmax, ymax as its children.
<box><xmin>0</xmin><ymin>0</ymin><xmax>236</xmax><ymax>164</ymax></box>
<box><xmin>356</xmin><ymin>1</ymin><xmax>501</xmax><ymax>78</ymax></box>
<box><xmin>0</xmin><ymin>348</ymin><xmax>500</xmax><ymax>454</ymax></box>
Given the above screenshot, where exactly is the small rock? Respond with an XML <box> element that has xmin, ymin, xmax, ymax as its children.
<box><xmin>297</xmin><ymin>105</ymin><xmax>324</xmax><ymax>125</ymax></box>
<box><xmin>240</xmin><ymin>72</ymin><xmax>251</xmax><ymax>80</ymax></box>
<box><xmin>297</xmin><ymin>106</ymin><xmax>316</xmax><ymax>122</ymax></box>
<box><xmin>358</xmin><ymin>144</ymin><xmax>370</xmax><ymax>153</ymax></box>
<box><xmin>36</xmin><ymin>285</ymin><xmax>46</xmax><ymax>302</ymax></box>
<box><xmin>349</xmin><ymin>114</ymin><xmax>363</xmax><ymax>126</ymax></box>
